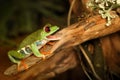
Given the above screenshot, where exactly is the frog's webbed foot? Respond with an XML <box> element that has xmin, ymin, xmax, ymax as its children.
<box><xmin>17</xmin><ymin>60</ymin><xmax>28</xmax><ymax>71</ymax></box>
<box><xmin>39</xmin><ymin>43</ymin><xmax>53</xmax><ymax>56</ymax></box>
<box><xmin>41</xmin><ymin>54</ymin><xmax>46</xmax><ymax>60</ymax></box>
<box><xmin>47</xmin><ymin>41</ymin><xmax>56</xmax><ymax>46</ymax></box>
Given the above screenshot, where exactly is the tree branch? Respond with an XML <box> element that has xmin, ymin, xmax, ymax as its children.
<box><xmin>51</xmin><ymin>12</ymin><xmax>120</xmax><ymax>53</ymax></box>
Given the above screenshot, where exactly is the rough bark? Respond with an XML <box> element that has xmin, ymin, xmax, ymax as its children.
<box><xmin>50</xmin><ymin>12</ymin><xmax>120</xmax><ymax>53</ymax></box>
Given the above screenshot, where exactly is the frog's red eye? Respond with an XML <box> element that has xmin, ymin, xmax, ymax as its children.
<box><xmin>44</xmin><ymin>26</ymin><xmax>50</xmax><ymax>32</ymax></box>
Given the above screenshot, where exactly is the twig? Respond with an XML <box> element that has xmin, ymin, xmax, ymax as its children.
<box><xmin>67</xmin><ymin>0</ymin><xmax>76</xmax><ymax>26</ymax></box>
<box><xmin>79</xmin><ymin>45</ymin><xmax>102</xmax><ymax>80</ymax></box>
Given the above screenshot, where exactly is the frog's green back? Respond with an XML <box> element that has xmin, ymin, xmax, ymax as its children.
<box><xmin>19</xmin><ymin>29</ymin><xmax>42</xmax><ymax>49</ymax></box>
<box><xmin>18</xmin><ymin>24</ymin><xmax>59</xmax><ymax>49</ymax></box>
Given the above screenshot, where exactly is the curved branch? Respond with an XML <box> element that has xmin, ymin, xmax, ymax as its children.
<box><xmin>51</xmin><ymin>13</ymin><xmax>120</xmax><ymax>53</ymax></box>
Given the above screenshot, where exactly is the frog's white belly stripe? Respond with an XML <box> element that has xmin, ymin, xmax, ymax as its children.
<box><xmin>17</xmin><ymin>39</ymin><xmax>50</xmax><ymax>55</ymax></box>
<box><xmin>17</xmin><ymin>36</ymin><xmax>60</xmax><ymax>55</ymax></box>
<box><xmin>37</xmin><ymin>39</ymin><xmax>49</xmax><ymax>49</ymax></box>
<box><xmin>21</xmin><ymin>47</ymin><xmax>29</xmax><ymax>54</ymax></box>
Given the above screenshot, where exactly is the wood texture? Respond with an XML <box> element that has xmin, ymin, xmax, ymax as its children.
<box><xmin>51</xmin><ymin>13</ymin><xmax>120</xmax><ymax>53</ymax></box>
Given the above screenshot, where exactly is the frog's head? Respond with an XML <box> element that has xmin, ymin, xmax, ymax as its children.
<box><xmin>41</xmin><ymin>24</ymin><xmax>59</xmax><ymax>37</ymax></box>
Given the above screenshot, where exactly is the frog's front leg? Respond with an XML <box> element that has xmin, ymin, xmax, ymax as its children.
<box><xmin>30</xmin><ymin>43</ymin><xmax>45</xmax><ymax>59</ymax></box>
<box><xmin>8</xmin><ymin>50</ymin><xmax>28</xmax><ymax>70</ymax></box>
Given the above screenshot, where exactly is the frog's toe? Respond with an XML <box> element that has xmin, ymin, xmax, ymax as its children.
<box><xmin>17</xmin><ymin>60</ymin><xmax>28</xmax><ymax>71</ymax></box>
<box><xmin>42</xmin><ymin>55</ymin><xmax>46</xmax><ymax>60</ymax></box>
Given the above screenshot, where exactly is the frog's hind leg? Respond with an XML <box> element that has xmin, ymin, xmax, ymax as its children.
<box><xmin>8</xmin><ymin>54</ymin><xmax>28</xmax><ymax>71</ymax></box>
<box><xmin>8</xmin><ymin>51</ymin><xmax>21</xmax><ymax>64</ymax></box>
<box><xmin>8</xmin><ymin>50</ymin><xmax>28</xmax><ymax>71</ymax></box>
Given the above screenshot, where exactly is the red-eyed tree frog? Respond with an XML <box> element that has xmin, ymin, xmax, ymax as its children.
<box><xmin>8</xmin><ymin>24</ymin><xmax>60</xmax><ymax>70</ymax></box>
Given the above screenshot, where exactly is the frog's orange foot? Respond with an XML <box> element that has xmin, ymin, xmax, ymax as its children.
<box><xmin>41</xmin><ymin>51</ymin><xmax>51</xmax><ymax>55</ymax></box>
<box><xmin>17</xmin><ymin>60</ymin><xmax>28</xmax><ymax>71</ymax></box>
<box><xmin>47</xmin><ymin>41</ymin><xmax>55</xmax><ymax>46</ymax></box>
<box><xmin>41</xmin><ymin>54</ymin><xmax>46</xmax><ymax>60</ymax></box>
